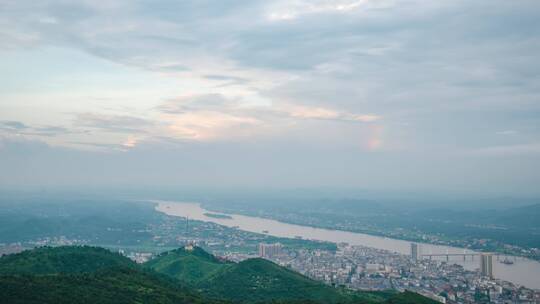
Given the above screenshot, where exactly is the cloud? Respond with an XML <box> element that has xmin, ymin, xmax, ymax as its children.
<box><xmin>149</xmin><ymin>63</ymin><xmax>190</xmax><ymax>72</ymax></box>
<box><xmin>265</xmin><ymin>0</ymin><xmax>388</xmax><ymax>21</ymax></box>
<box><xmin>496</xmin><ymin>130</ymin><xmax>517</xmax><ymax>135</ymax></box>
<box><xmin>204</xmin><ymin>74</ymin><xmax>249</xmax><ymax>83</ymax></box>
<box><xmin>157</xmin><ymin>94</ymin><xmax>238</xmax><ymax>114</ymax></box>
<box><xmin>74</xmin><ymin>113</ymin><xmax>154</xmax><ymax>134</ymax></box>
<box><xmin>156</xmin><ymin>94</ymin><xmax>267</xmax><ymax>140</ymax></box>
<box><xmin>467</xmin><ymin>143</ymin><xmax>540</xmax><ymax>156</ymax></box>
<box><xmin>164</xmin><ymin>111</ymin><xmax>263</xmax><ymax>140</ymax></box>
<box><xmin>0</xmin><ymin>121</ymin><xmax>29</xmax><ymax>131</ymax></box>
<box><xmin>0</xmin><ymin>120</ymin><xmax>72</xmax><ymax>137</ymax></box>
<box><xmin>159</xmin><ymin>93</ymin><xmax>379</xmax><ymax>122</ymax></box>
<box><xmin>154</xmin><ymin>93</ymin><xmax>380</xmax><ymax>141</ymax></box>
<box><xmin>278</xmin><ymin>104</ymin><xmax>380</xmax><ymax>122</ymax></box>
<box><xmin>122</xmin><ymin>136</ymin><xmax>139</xmax><ymax>149</ymax></box>
<box><xmin>1</xmin><ymin>0</ymin><xmax>540</xmax><ymax>193</ymax></box>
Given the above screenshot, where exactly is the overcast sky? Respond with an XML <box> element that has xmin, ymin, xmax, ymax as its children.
<box><xmin>1</xmin><ymin>0</ymin><xmax>539</xmax><ymax>195</ymax></box>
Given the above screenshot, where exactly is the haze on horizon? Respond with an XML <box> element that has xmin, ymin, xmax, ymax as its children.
<box><xmin>1</xmin><ymin>1</ymin><xmax>539</xmax><ymax>196</ymax></box>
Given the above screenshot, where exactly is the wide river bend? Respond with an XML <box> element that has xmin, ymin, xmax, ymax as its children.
<box><xmin>155</xmin><ymin>201</ymin><xmax>540</xmax><ymax>289</ymax></box>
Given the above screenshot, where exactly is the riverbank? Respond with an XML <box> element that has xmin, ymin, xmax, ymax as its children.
<box><xmin>155</xmin><ymin>201</ymin><xmax>540</xmax><ymax>290</ymax></box>
<box><xmin>199</xmin><ymin>203</ymin><xmax>540</xmax><ymax>262</ymax></box>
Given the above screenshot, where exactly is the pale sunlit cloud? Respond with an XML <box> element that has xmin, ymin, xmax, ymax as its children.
<box><xmin>152</xmin><ymin>93</ymin><xmax>381</xmax><ymax>142</ymax></box>
<box><xmin>122</xmin><ymin>136</ymin><xmax>139</xmax><ymax>149</ymax></box>
<box><xmin>163</xmin><ymin>111</ymin><xmax>264</xmax><ymax>141</ymax></box>
<box><xmin>279</xmin><ymin>104</ymin><xmax>380</xmax><ymax>122</ymax></box>
<box><xmin>366</xmin><ymin>125</ymin><xmax>384</xmax><ymax>150</ymax></box>
<box><xmin>266</xmin><ymin>0</ymin><xmax>381</xmax><ymax>21</ymax></box>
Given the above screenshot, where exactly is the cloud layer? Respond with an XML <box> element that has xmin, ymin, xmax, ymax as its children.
<box><xmin>0</xmin><ymin>0</ymin><xmax>539</xmax><ymax>193</ymax></box>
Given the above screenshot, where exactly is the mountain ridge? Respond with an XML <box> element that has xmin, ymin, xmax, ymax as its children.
<box><xmin>147</xmin><ymin>246</ymin><xmax>438</xmax><ymax>304</ymax></box>
<box><xmin>0</xmin><ymin>245</ymin><xmax>438</xmax><ymax>304</ymax></box>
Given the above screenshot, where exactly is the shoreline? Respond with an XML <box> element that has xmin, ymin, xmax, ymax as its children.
<box><xmin>154</xmin><ymin>200</ymin><xmax>540</xmax><ymax>290</ymax></box>
<box><xmin>199</xmin><ymin>203</ymin><xmax>539</xmax><ymax>262</ymax></box>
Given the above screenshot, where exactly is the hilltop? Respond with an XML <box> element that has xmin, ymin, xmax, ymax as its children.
<box><xmin>0</xmin><ymin>246</ymin><xmax>219</xmax><ymax>304</ymax></box>
<box><xmin>146</xmin><ymin>246</ymin><xmax>356</xmax><ymax>303</ymax></box>
<box><xmin>198</xmin><ymin>257</ymin><xmax>375</xmax><ymax>303</ymax></box>
<box><xmin>144</xmin><ymin>246</ymin><xmax>231</xmax><ymax>284</ymax></box>
<box><xmin>0</xmin><ymin>246</ymin><xmax>136</xmax><ymax>275</ymax></box>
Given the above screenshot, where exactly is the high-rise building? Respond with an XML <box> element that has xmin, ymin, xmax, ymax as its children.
<box><xmin>258</xmin><ymin>243</ymin><xmax>282</xmax><ymax>258</ymax></box>
<box><xmin>480</xmin><ymin>253</ymin><xmax>494</xmax><ymax>279</ymax></box>
<box><xmin>410</xmin><ymin>243</ymin><xmax>421</xmax><ymax>262</ymax></box>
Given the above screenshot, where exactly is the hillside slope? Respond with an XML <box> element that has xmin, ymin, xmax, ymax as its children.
<box><xmin>386</xmin><ymin>291</ymin><xmax>439</xmax><ymax>304</ymax></box>
<box><xmin>0</xmin><ymin>246</ymin><xmax>136</xmax><ymax>274</ymax></box>
<box><xmin>0</xmin><ymin>246</ymin><xmax>439</xmax><ymax>304</ymax></box>
<box><xmin>200</xmin><ymin>257</ymin><xmax>355</xmax><ymax>303</ymax></box>
<box><xmin>147</xmin><ymin>247</ymin><xmax>431</xmax><ymax>304</ymax></box>
<box><xmin>0</xmin><ymin>246</ymin><xmax>220</xmax><ymax>304</ymax></box>
<box><xmin>145</xmin><ymin>246</ymin><xmax>230</xmax><ymax>284</ymax></box>
<box><xmin>0</xmin><ymin>267</ymin><xmax>217</xmax><ymax>304</ymax></box>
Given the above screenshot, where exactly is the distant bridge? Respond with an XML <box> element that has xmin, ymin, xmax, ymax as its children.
<box><xmin>421</xmin><ymin>253</ymin><xmax>517</xmax><ymax>262</ymax></box>
<box><xmin>422</xmin><ymin>253</ymin><xmax>478</xmax><ymax>261</ymax></box>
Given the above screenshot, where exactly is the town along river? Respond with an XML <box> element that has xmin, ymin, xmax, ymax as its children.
<box><xmin>155</xmin><ymin>201</ymin><xmax>540</xmax><ymax>290</ymax></box>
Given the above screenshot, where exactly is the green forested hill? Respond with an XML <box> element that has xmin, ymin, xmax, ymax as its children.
<box><xmin>0</xmin><ymin>246</ymin><xmax>438</xmax><ymax>304</ymax></box>
<box><xmin>0</xmin><ymin>246</ymin><xmax>219</xmax><ymax>304</ymax></box>
<box><xmin>385</xmin><ymin>291</ymin><xmax>439</xmax><ymax>304</ymax></box>
<box><xmin>199</xmin><ymin>257</ymin><xmax>358</xmax><ymax>303</ymax></box>
<box><xmin>0</xmin><ymin>267</ymin><xmax>218</xmax><ymax>304</ymax></box>
<box><xmin>146</xmin><ymin>247</ymin><xmax>437</xmax><ymax>304</ymax></box>
<box><xmin>0</xmin><ymin>246</ymin><xmax>136</xmax><ymax>275</ymax></box>
<box><xmin>144</xmin><ymin>246</ymin><xmax>231</xmax><ymax>284</ymax></box>
<box><xmin>146</xmin><ymin>247</ymin><xmax>357</xmax><ymax>303</ymax></box>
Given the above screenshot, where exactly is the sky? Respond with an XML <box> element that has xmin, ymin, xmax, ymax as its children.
<box><xmin>1</xmin><ymin>0</ymin><xmax>539</xmax><ymax>195</ymax></box>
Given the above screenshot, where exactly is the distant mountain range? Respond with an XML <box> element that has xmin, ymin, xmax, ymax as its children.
<box><xmin>0</xmin><ymin>246</ymin><xmax>438</xmax><ymax>304</ymax></box>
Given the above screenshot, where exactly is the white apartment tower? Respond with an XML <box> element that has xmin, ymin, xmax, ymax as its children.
<box><xmin>480</xmin><ymin>253</ymin><xmax>494</xmax><ymax>279</ymax></box>
<box><xmin>410</xmin><ymin>243</ymin><xmax>421</xmax><ymax>262</ymax></box>
<box><xmin>258</xmin><ymin>243</ymin><xmax>282</xmax><ymax>258</ymax></box>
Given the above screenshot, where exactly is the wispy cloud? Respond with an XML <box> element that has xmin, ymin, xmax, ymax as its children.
<box><xmin>467</xmin><ymin>143</ymin><xmax>540</xmax><ymax>156</ymax></box>
<box><xmin>74</xmin><ymin>113</ymin><xmax>153</xmax><ymax>134</ymax></box>
<box><xmin>0</xmin><ymin>121</ymin><xmax>28</xmax><ymax>131</ymax></box>
<box><xmin>153</xmin><ymin>93</ymin><xmax>380</xmax><ymax>141</ymax></box>
<box><xmin>1</xmin><ymin>0</ymin><xmax>540</xmax><ymax>193</ymax></box>
<box><xmin>0</xmin><ymin>120</ymin><xmax>71</xmax><ymax>137</ymax></box>
<box><xmin>496</xmin><ymin>130</ymin><xmax>518</xmax><ymax>135</ymax></box>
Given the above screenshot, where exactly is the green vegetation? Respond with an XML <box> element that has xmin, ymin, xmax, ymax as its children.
<box><xmin>144</xmin><ymin>246</ymin><xmax>231</xmax><ymax>284</ymax></box>
<box><xmin>0</xmin><ymin>196</ymin><xmax>336</xmax><ymax>254</ymax></box>
<box><xmin>0</xmin><ymin>245</ymin><xmax>438</xmax><ymax>304</ymax></box>
<box><xmin>385</xmin><ymin>291</ymin><xmax>439</xmax><ymax>304</ymax></box>
<box><xmin>208</xmin><ymin>258</ymin><xmax>404</xmax><ymax>303</ymax></box>
<box><xmin>0</xmin><ymin>199</ymin><xmax>161</xmax><ymax>245</ymax></box>
<box><xmin>0</xmin><ymin>246</ymin><xmax>135</xmax><ymax>275</ymax></box>
<box><xmin>0</xmin><ymin>246</ymin><xmax>220</xmax><ymax>304</ymax></box>
<box><xmin>204</xmin><ymin>212</ymin><xmax>233</xmax><ymax>219</ymax></box>
<box><xmin>0</xmin><ymin>268</ymin><xmax>216</xmax><ymax>304</ymax></box>
<box><xmin>199</xmin><ymin>257</ymin><xmax>354</xmax><ymax>303</ymax></box>
<box><xmin>147</xmin><ymin>246</ymin><xmax>431</xmax><ymax>304</ymax></box>
<box><xmin>202</xmin><ymin>198</ymin><xmax>540</xmax><ymax>260</ymax></box>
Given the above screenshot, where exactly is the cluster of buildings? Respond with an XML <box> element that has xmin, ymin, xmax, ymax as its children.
<box><xmin>125</xmin><ymin>251</ymin><xmax>153</xmax><ymax>263</ymax></box>
<box><xmin>0</xmin><ymin>243</ymin><xmax>24</xmax><ymax>257</ymax></box>
<box><xmin>258</xmin><ymin>242</ymin><xmax>283</xmax><ymax>258</ymax></box>
<box><xmin>1</xmin><ymin>236</ymin><xmax>88</xmax><ymax>256</ymax></box>
<box><xmin>3</xmin><ymin>213</ymin><xmax>539</xmax><ymax>304</ymax></box>
<box><xmin>232</xmin><ymin>243</ymin><xmax>540</xmax><ymax>304</ymax></box>
<box><xmin>410</xmin><ymin>242</ymin><xmax>495</xmax><ymax>279</ymax></box>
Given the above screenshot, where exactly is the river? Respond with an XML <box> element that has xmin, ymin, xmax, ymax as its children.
<box><xmin>154</xmin><ymin>201</ymin><xmax>540</xmax><ymax>290</ymax></box>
